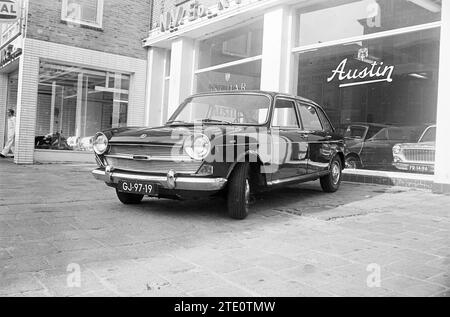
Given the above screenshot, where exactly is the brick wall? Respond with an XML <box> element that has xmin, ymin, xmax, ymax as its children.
<box><xmin>26</xmin><ymin>0</ymin><xmax>151</xmax><ymax>59</ymax></box>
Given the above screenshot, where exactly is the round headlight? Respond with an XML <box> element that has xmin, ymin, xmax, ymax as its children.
<box><xmin>184</xmin><ymin>134</ymin><xmax>211</xmax><ymax>160</ymax></box>
<box><xmin>93</xmin><ymin>133</ymin><xmax>109</xmax><ymax>155</ymax></box>
<box><xmin>393</xmin><ymin>145</ymin><xmax>401</xmax><ymax>155</ymax></box>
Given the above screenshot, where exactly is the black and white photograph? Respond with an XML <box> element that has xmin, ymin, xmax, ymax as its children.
<box><xmin>0</xmin><ymin>0</ymin><xmax>449</xmax><ymax>303</ymax></box>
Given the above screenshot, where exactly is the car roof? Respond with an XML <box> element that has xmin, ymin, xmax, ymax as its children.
<box><xmin>190</xmin><ymin>90</ymin><xmax>321</xmax><ymax>107</ymax></box>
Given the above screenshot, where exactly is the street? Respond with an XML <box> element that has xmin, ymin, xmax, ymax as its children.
<box><xmin>0</xmin><ymin>160</ymin><xmax>449</xmax><ymax>297</ymax></box>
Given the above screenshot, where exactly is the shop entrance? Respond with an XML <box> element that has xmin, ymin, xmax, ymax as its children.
<box><xmin>36</xmin><ymin>62</ymin><xmax>130</xmax><ymax>153</ymax></box>
<box><xmin>2</xmin><ymin>70</ymin><xmax>18</xmax><ymax>154</ymax></box>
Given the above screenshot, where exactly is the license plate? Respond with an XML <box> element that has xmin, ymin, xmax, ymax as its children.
<box><xmin>118</xmin><ymin>180</ymin><xmax>158</xmax><ymax>196</ymax></box>
<box><xmin>409</xmin><ymin>165</ymin><xmax>429</xmax><ymax>173</ymax></box>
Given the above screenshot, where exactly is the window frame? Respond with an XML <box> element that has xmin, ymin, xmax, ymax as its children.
<box><xmin>271</xmin><ymin>97</ymin><xmax>301</xmax><ymax>130</ymax></box>
<box><xmin>297</xmin><ymin>102</ymin><xmax>324</xmax><ymax>132</ymax></box>
<box><xmin>316</xmin><ymin>106</ymin><xmax>335</xmax><ymax>133</ymax></box>
<box><xmin>61</xmin><ymin>0</ymin><xmax>104</xmax><ymax>29</ymax></box>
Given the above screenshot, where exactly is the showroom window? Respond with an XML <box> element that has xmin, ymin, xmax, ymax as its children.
<box><xmin>296</xmin><ymin>28</ymin><xmax>440</xmax><ymax>173</ymax></box>
<box><xmin>61</xmin><ymin>0</ymin><xmax>104</xmax><ymax>28</ymax></box>
<box><xmin>293</xmin><ymin>0</ymin><xmax>441</xmax><ymax>174</ymax></box>
<box><xmin>295</xmin><ymin>0</ymin><xmax>442</xmax><ymax>47</ymax></box>
<box><xmin>195</xmin><ymin>20</ymin><xmax>263</xmax><ymax>93</ymax></box>
<box><xmin>36</xmin><ymin>62</ymin><xmax>130</xmax><ymax>152</ymax></box>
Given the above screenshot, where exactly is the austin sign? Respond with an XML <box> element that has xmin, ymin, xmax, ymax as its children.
<box><xmin>327</xmin><ymin>58</ymin><xmax>395</xmax><ymax>88</ymax></box>
<box><xmin>0</xmin><ymin>0</ymin><xmax>19</xmax><ymax>23</ymax></box>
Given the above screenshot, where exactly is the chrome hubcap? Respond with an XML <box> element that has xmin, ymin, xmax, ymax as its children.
<box><xmin>332</xmin><ymin>162</ymin><xmax>341</xmax><ymax>185</ymax></box>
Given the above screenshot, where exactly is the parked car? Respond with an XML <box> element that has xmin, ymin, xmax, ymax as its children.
<box><xmin>91</xmin><ymin>91</ymin><xmax>345</xmax><ymax>220</ymax></box>
<box><xmin>342</xmin><ymin>123</ymin><xmax>390</xmax><ymax>169</ymax></box>
<box><xmin>344</xmin><ymin>124</ymin><xmax>424</xmax><ymax>170</ymax></box>
<box><xmin>393</xmin><ymin>125</ymin><xmax>436</xmax><ymax>174</ymax></box>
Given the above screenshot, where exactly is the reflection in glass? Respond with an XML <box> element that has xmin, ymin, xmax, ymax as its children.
<box><xmin>196</xmin><ymin>60</ymin><xmax>261</xmax><ymax>93</ymax></box>
<box><xmin>296</xmin><ymin>0</ymin><xmax>442</xmax><ymax>47</ymax></box>
<box><xmin>169</xmin><ymin>94</ymin><xmax>271</xmax><ymax>125</ymax></box>
<box><xmin>272</xmin><ymin>100</ymin><xmax>299</xmax><ymax>128</ymax></box>
<box><xmin>296</xmin><ymin>28</ymin><xmax>440</xmax><ymax>172</ymax></box>
<box><xmin>198</xmin><ymin>20</ymin><xmax>263</xmax><ymax>70</ymax></box>
<box><xmin>36</xmin><ymin>62</ymin><xmax>130</xmax><ymax>151</ymax></box>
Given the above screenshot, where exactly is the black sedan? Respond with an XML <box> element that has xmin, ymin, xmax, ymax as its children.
<box><xmin>92</xmin><ymin>91</ymin><xmax>345</xmax><ymax>219</ymax></box>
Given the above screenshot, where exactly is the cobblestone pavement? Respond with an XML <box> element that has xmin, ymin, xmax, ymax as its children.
<box><xmin>0</xmin><ymin>160</ymin><xmax>449</xmax><ymax>297</ymax></box>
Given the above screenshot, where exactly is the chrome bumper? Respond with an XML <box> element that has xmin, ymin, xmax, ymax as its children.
<box><xmin>92</xmin><ymin>168</ymin><xmax>227</xmax><ymax>191</ymax></box>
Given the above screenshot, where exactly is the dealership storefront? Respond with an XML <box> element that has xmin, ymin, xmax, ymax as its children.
<box><xmin>143</xmin><ymin>0</ymin><xmax>450</xmax><ymax>192</ymax></box>
<box><xmin>0</xmin><ymin>41</ymin><xmax>146</xmax><ymax>164</ymax></box>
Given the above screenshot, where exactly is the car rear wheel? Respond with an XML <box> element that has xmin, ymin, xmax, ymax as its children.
<box><xmin>321</xmin><ymin>157</ymin><xmax>343</xmax><ymax>193</ymax></box>
<box><xmin>115</xmin><ymin>188</ymin><xmax>144</xmax><ymax>205</ymax></box>
<box><xmin>227</xmin><ymin>163</ymin><xmax>251</xmax><ymax>220</ymax></box>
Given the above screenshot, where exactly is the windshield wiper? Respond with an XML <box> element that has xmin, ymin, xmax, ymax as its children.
<box><xmin>195</xmin><ymin>119</ymin><xmax>233</xmax><ymax>125</ymax></box>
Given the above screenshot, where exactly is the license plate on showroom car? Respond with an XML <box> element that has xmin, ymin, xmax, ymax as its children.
<box><xmin>409</xmin><ymin>165</ymin><xmax>429</xmax><ymax>173</ymax></box>
<box><xmin>118</xmin><ymin>180</ymin><xmax>158</xmax><ymax>196</ymax></box>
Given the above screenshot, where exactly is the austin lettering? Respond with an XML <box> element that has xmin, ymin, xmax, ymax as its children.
<box><xmin>327</xmin><ymin>58</ymin><xmax>394</xmax><ymax>83</ymax></box>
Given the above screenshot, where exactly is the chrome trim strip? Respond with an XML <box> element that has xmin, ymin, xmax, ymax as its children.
<box><xmin>110</xmin><ymin>143</ymin><xmax>182</xmax><ymax>147</ymax></box>
<box><xmin>92</xmin><ymin>169</ymin><xmax>227</xmax><ymax>191</ymax></box>
<box><xmin>105</xmin><ymin>154</ymin><xmax>195</xmax><ymax>162</ymax></box>
<box><xmin>267</xmin><ymin>171</ymin><xmax>329</xmax><ymax>187</ymax></box>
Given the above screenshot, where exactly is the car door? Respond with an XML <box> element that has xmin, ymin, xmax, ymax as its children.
<box><xmin>297</xmin><ymin>102</ymin><xmax>334</xmax><ymax>174</ymax></box>
<box><xmin>269</xmin><ymin>98</ymin><xmax>309</xmax><ymax>182</ymax></box>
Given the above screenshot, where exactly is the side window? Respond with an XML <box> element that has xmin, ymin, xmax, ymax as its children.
<box><xmin>298</xmin><ymin>104</ymin><xmax>323</xmax><ymax>131</ymax></box>
<box><xmin>317</xmin><ymin>108</ymin><xmax>334</xmax><ymax>132</ymax></box>
<box><xmin>272</xmin><ymin>99</ymin><xmax>299</xmax><ymax>128</ymax></box>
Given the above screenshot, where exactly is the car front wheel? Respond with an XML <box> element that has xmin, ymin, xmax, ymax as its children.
<box><xmin>320</xmin><ymin>157</ymin><xmax>343</xmax><ymax>193</ymax></box>
<box><xmin>227</xmin><ymin>163</ymin><xmax>251</xmax><ymax>220</ymax></box>
<box><xmin>115</xmin><ymin>188</ymin><xmax>144</xmax><ymax>205</ymax></box>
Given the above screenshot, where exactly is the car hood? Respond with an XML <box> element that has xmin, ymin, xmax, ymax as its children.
<box><xmin>107</xmin><ymin>125</ymin><xmax>249</xmax><ymax>146</ymax></box>
<box><xmin>397</xmin><ymin>141</ymin><xmax>436</xmax><ymax>149</ymax></box>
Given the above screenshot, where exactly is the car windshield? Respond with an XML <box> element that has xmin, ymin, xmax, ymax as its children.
<box><xmin>344</xmin><ymin>126</ymin><xmax>368</xmax><ymax>139</ymax></box>
<box><xmin>419</xmin><ymin>127</ymin><xmax>436</xmax><ymax>143</ymax></box>
<box><xmin>371</xmin><ymin>127</ymin><xmax>422</xmax><ymax>142</ymax></box>
<box><xmin>168</xmin><ymin>94</ymin><xmax>271</xmax><ymax>125</ymax></box>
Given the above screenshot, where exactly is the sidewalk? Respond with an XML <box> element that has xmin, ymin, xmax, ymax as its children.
<box><xmin>0</xmin><ymin>160</ymin><xmax>449</xmax><ymax>297</ymax></box>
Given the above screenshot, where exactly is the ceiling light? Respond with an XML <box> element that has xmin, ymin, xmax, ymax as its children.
<box><xmin>409</xmin><ymin>73</ymin><xmax>429</xmax><ymax>79</ymax></box>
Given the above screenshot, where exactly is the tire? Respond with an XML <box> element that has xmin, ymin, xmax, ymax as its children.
<box><xmin>345</xmin><ymin>155</ymin><xmax>362</xmax><ymax>169</ymax></box>
<box><xmin>321</xmin><ymin>156</ymin><xmax>343</xmax><ymax>193</ymax></box>
<box><xmin>227</xmin><ymin>163</ymin><xmax>251</xmax><ymax>220</ymax></box>
<box><xmin>115</xmin><ymin>188</ymin><xmax>144</xmax><ymax>205</ymax></box>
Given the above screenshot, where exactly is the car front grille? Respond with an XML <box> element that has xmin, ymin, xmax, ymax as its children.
<box><xmin>109</xmin><ymin>144</ymin><xmax>183</xmax><ymax>157</ymax></box>
<box><xmin>403</xmin><ymin>149</ymin><xmax>435</xmax><ymax>163</ymax></box>
<box><xmin>105</xmin><ymin>157</ymin><xmax>201</xmax><ymax>174</ymax></box>
<box><xmin>106</xmin><ymin>144</ymin><xmax>201</xmax><ymax>174</ymax></box>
